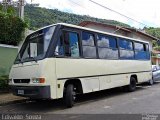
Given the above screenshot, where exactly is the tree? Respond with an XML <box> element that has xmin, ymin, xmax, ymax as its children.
<box><xmin>0</xmin><ymin>4</ymin><xmax>27</xmax><ymax>46</ymax></box>
<box><xmin>144</xmin><ymin>27</ymin><xmax>160</xmax><ymax>51</ymax></box>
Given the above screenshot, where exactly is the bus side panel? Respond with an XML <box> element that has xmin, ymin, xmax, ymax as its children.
<box><xmin>100</xmin><ymin>74</ymin><xmax>129</xmax><ymax>90</ymax></box>
<box><xmin>55</xmin><ymin>58</ymin><xmax>100</xmax><ymax>78</ymax></box>
<box><xmin>55</xmin><ymin>58</ymin><xmax>100</xmax><ymax>94</ymax></box>
<box><xmin>99</xmin><ymin>76</ymin><xmax>111</xmax><ymax>90</ymax></box>
<box><xmin>98</xmin><ymin>60</ymin><xmax>151</xmax><ymax>90</ymax></box>
<box><xmin>56</xmin><ymin>80</ymin><xmax>66</xmax><ymax>99</ymax></box>
<box><xmin>55</xmin><ymin>58</ymin><xmax>151</xmax><ymax>96</ymax></box>
<box><xmin>42</xmin><ymin>58</ymin><xmax>57</xmax><ymax>99</ymax></box>
<box><xmin>136</xmin><ymin>72</ymin><xmax>152</xmax><ymax>83</ymax></box>
<box><xmin>80</xmin><ymin>77</ymin><xmax>99</xmax><ymax>93</ymax></box>
<box><xmin>56</xmin><ymin>78</ymin><xmax>100</xmax><ymax>99</ymax></box>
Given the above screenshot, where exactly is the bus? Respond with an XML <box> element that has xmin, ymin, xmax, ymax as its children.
<box><xmin>9</xmin><ymin>23</ymin><xmax>152</xmax><ymax>107</ymax></box>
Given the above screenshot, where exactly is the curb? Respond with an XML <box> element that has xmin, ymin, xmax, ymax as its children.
<box><xmin>0</xmin><ymin>98</ymin><xmax>27</xmax><ymax>106</ymax></box>
<box><xmin>0</xmin><ymin>88</ymin><xmax>11</xmax><ymax>94</ymax></box>
<box><xmin>0</xmin><ymin>92</ymin><xmax>28</xmax><ymax>106</ymax></box>
<box><xmin>0</xmin><ymin>91</ymin><xmax>10</xmax><ymax>94</ymax></box>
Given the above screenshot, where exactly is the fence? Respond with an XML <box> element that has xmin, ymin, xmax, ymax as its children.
<box><xmin>0</xmin><ymin>44</ymin><xmax>18</xmax><ymax>76</ymax></box>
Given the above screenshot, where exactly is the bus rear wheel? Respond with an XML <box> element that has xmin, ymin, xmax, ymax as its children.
<box><xmin>64</xmin><ymin>84</ymin><xmax>76</xmax><ymax>108</ymax></box>
<box><xmin>127</xmin><ymin>77</ymin><xmax>137</xmax><ymax>92</ymax></box>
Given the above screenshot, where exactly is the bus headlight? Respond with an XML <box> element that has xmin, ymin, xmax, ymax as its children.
<box><xmin>32</xmin><ymin>78</ymin><xmax>45</xmax><ymax>83</ymax></box>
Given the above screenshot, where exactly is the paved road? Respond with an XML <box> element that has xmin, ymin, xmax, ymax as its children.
<box><xmin>1</xmin><ymin>82</ymin><xmax>160</xmax><ymax>119</ymax></box>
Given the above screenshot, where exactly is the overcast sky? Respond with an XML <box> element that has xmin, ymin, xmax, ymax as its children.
<box><xmin>7</xmin><ymin>0</ymin><xmax>160</xmax><ymax>28</ymax></box>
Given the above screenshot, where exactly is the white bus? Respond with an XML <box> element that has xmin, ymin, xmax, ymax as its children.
<box><xmin>9</xmin><ymin>23</ymin><xmax>152</xmax><ymax>107</ymax></box>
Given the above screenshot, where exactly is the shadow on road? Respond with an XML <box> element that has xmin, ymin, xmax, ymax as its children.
<box><xmin>5</xmin><ymin>82</ymin><xmax>160</xmax><ymax>113</ymax></box>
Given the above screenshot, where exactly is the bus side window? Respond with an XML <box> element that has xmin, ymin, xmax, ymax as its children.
<box><xmin>134</xmin><ymin>42</ymin><xmax>149</xmax><ymax>60</ymax></box>
<box><xmin>64</xmin><ymin>31</ymin><xmax>80</xmax><ymax>57</ymax></box>
<box><xmin>97</xmin><ymin>34</ymin><xmax>118</xmax><ymax>59</ymax></box>
<box><xmin>82</xmin><ymin>32</ymin><xmax>97</xmax><ymax>58</ymax></box>
<box><xmin>119</xmin><ymin>38</ymin><xmax>134</xmax><ymax>59</ymax></box>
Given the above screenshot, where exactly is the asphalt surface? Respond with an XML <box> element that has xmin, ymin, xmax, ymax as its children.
<box><xmin>1</xmin><ymin>82</ymin><xmax>160</xmax><ymax>120</ymax></box>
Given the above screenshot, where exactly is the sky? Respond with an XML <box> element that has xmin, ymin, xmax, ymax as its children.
<box><xmin>2</xmin><ymin>0</ymin><xmax>160</xmax><ymax>28</ymax></box>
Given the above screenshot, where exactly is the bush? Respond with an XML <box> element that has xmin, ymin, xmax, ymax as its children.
<box><xmin>0</xmin><ymin>12</ymin><xmax>27</xmax><ymax>46</ymax></box>
<box><xmin>0</xmin><ymin>75</ymin><xmax>9</xmax><ymax>90</ymax></box>
<box><xmin>0</xmin><ymin>4</ymin><xmax>28</xmax><ymax>46</ymax></box>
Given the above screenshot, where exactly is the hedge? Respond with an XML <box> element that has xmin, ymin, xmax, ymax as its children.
<box><xmin>0</xmin><ymin>6</ymin><xmax>27</xmax><ymax>91</ymax></box>
<box><xmin>0</xmin><ymin>10</ymin><xmax>27</xmax><ymax>45</ymax></box>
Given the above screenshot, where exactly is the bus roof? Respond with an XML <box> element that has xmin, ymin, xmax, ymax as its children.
<box><xmin>31</xmin><ymin>23</ymin><xmax>150</xmax><ymax>44</ymax></box>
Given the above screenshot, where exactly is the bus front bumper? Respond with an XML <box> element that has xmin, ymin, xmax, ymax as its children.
<box><xmin>10</xmin><ymin>85</ymin><xmax>51</xmax><ymax>99</ymax></box>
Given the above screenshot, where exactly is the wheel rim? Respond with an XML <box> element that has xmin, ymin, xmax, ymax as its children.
<box><xmin>72</xmin><ymin>88</ymin><xmax>76</xmax><ymax>101</ymax></box>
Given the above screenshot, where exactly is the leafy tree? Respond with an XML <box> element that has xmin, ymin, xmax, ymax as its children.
<box><xmin>145</xmin><ymin>27</ymin><xmax>160</xmax><ymax>39</ymax></box>
<box><xmin>144</xmin><ymin>27</ymin><xmax>160</xmax><ymax>50</ymax></box>
<box><xmin>0</xmin><ymin>4</ymin><xmax>27</xmax><ymax>46</ymax></box>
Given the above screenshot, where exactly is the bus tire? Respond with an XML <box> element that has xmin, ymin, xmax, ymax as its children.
<box><xmin>64</xmin><ymin>84</ymin><xmax>75</xmax><ymax>108</ymax></box>
<box><xmin>127</xmin><ymin>77</ymin><xmax>136</xmax><ymax>92</ymax></box>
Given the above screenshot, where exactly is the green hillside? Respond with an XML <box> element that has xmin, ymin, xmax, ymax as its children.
<box><xmin>24</xmin><ymin>5</ymin><xmax>160</xmax><ymax>44</ymax></box>
<box><xmin>24</xmin><ymin>4</ymin><xmax>130</xmax><ymax>30</ymax></box>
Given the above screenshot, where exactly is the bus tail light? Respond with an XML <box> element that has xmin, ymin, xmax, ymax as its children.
<box><xmin>32</xmin><ymin>78</ymin><xmax>45</xmax><ymax>83</ymax></box>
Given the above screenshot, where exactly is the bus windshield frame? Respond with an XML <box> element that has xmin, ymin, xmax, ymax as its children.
<box><xmin>14</xmin><ymin>25</ymin><xmax>56</xmax><ymax>64</ymax></box>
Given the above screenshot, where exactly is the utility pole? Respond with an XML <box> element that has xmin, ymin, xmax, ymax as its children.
<box><xmin>18</xmin><ymin>0</ymin><xmax>39</xmax><ymax>20</ymax></box>
<box><xmin>1</xmin><ymin>0</ymin><xmax>38</xmax><ymax>20</ymax></box>
<box><xmin>18</xmin><ymin>0</ymin><xmax>24</xmax><ymax>20</ymax></box>
<box><xmin>2</xmin><ymin>0</ymin><xmax>8</xmax><ymax>12</ymax></box>
<box><xmin>1</xmin><ymin>0</ymin><xmax>23</xmax><ymax>19</ymax></box>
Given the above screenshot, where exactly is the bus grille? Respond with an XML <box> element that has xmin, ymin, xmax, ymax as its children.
<box><xmin>13</xmin><ymin>79</ymin><xmax>30</xmax><ymax>83</ymax></box>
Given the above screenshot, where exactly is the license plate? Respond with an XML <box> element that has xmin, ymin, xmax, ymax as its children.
<box><xmin>17</xmin><ymin>90</ymin><xmax>24</xmax><ymax>95</ymax></box>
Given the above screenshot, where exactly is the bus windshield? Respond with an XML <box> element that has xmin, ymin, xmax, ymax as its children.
<box><xmin>15</xmin><ymin>26</ymin><xmax>55</xmax><ymax>64</ymax></box>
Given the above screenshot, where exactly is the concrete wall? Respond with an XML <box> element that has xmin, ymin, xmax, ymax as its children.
<box><xmin>0</xmin><ymin>44</ymin><xmax>18</xmax><ymax>76</ymax></box>
<box><xmin>84</xmin><ymin>24</ymin><xmax>128</xmax><ymax>36</ymax></box>
<box><xmin>152</xmin><ymin>57</ymin><xmax>160</xmax><ymax>65</ymax></box>
<box><xmin>128</xmin><ymin>32</ymin><xmax>153</xmax><ymax>50</ymax></box>
<box><xmin>0</xmin><ymin>29</ymin><xmax>34</xmax><ymax>76</ymax></box>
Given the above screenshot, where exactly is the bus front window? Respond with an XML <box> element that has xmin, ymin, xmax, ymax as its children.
<box><xmin>15</xmin><ymin>26</ymin><xmax>55</xmax><ymax>63</ymax></box>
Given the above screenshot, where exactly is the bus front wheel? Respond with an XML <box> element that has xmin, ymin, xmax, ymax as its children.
<box><xmin>64</xmin><ymin>84</ymin><xmax>76</xmax><ymax>108</ymax></box>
